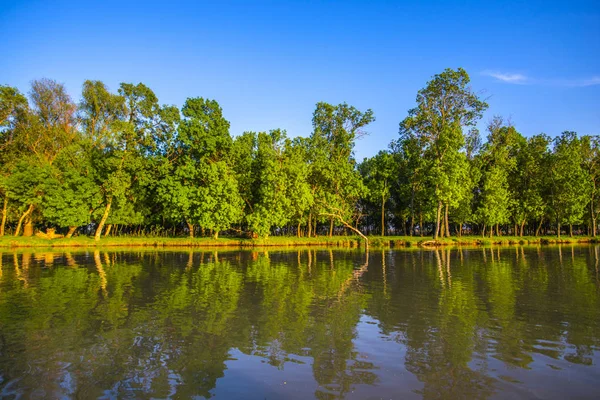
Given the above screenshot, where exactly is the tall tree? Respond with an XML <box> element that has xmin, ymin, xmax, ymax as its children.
<box><xmin>245</xmin><ymin>130</ymin><xmax>292</xmax><ymax>237</ymax></box>
<box><xmin>308</xmin><ymin>102</ymin><xmax>374</xmax><ymax>239</ymax></box>
<box><xmin>283</xmin><ymin>137</ymin><xmax>313</xmax><ymax>237</ymax></box>
<box><xmin>549</xmin><ymin>132</ymin><xmax>591</xmax><ymax>237</ymax></box>
<box><xmin>476</xmin><ymin>118</ymin><xmax>521</xmax><ymax>237</ymax></box>
<box><xmin>359</xmin><ymin>151</ymin><xmax>395</xmax><ymax>236</ymax></box>
<box><xmin>78</xmin><ymin>80</ymin><xmax>128</xmax><ymax>240</ymax></box>
<box><xmin>511</xmin><ymin>134</ymin><xmax>550</xmax><ymax>236</ymax></box>
<box><xmin>6</xmin><ymin>79</ymin><xmax>78</xmax><ymax>236</ymax></box>
<box><xmin>0</xmin><ymin>85</ymin><xmax>28</xmax><ymax>235</ymax></box>
<box><xmin>581</xmin><ymin>135</ymin><xmax>600</xmax><ymax>237</ymax></box>
<box><xmin>159</xmin><ymin>97</ymin><xmax>242</xmax><ymax>238</ymax></box>
<box><xmin>400</xmin><ymin>68</ymin><xmax>488</xmax><ymax>239</ymax></box>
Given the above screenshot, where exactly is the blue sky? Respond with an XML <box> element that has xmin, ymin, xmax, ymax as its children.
<box><xmin>1</xmin><ymin>0</ymin><xmax>598</xmax><ymax>160</ymax></box>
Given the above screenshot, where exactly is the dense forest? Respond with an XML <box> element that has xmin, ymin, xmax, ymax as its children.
<box><xmin>0</xmin><ymin>68</ymin><xmax>598</xmax><ymax>240</ymax></box>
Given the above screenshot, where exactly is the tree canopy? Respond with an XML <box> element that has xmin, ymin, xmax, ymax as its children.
<box><xmin>0</xmin><ymin>69</ymin><xmax>597</xmax><ymax>239</ymax></box>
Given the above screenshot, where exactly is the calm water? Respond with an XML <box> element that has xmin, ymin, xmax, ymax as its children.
<box><xmin>0</xmin><ymin>246</ymin><xmax>599</xmax><ymax>399</ymax></box>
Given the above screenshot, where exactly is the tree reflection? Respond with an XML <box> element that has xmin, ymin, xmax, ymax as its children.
<box><xmin>0</xmin><ymin>247</ymin><xmax>598</xmax><ymax>398</ymax></box>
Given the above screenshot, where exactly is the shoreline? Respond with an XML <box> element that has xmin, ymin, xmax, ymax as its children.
<box><xmin>0</xmin><ymin>235</ymin><xmax>597</xmax><ymax>250</ymax></box>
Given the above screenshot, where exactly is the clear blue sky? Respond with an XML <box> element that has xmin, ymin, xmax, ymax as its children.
<box><xmin>1</xmin><ymin>0</ymin><xmax>598</xmax><ymax>160</ymax></box>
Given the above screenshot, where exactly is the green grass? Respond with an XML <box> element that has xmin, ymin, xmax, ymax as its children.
<box><xmin>0</xmin><ymin>234</ymin><xmax>597</xmax><ymax>250</ymax></box>
<box><xmin>368</xmin><ymin>235</ymin><xmax>598</xmax><ymax>247</ymax></box>
<box><xmin>0</xmin><ymin>235</ymin><xmax>365</xmax><ymax>249</ymax></box>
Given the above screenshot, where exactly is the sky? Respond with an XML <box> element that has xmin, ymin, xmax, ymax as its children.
<box><xmin>1</xmin><ymin>0</ymin><xmax>598</xmax><ymax>160</ymax></box>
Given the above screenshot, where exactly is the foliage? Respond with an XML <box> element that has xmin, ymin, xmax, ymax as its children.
<box><xmin>0</xmin><ymin>69</ymin><xmax>598</xmax><ymax>239</ymax></box>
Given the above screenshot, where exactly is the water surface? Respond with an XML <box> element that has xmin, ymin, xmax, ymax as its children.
<box><xmin>0</xmin><ymin>246</ymin><xmax>599</xmax><ymax>398</ymax></box>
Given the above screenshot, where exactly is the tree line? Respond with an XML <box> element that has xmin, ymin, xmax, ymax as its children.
<box><xmin>0</xmin><ymin>68</ymin><xmax>598</xmax><ymax>240</ymax></box>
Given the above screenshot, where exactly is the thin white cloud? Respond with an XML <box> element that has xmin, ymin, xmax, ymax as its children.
<box><xmin>557</xmin><ymin>76</ymin><xmax>600</xmax><ymax>87</ymax></box>
<box><xmin>482</xmin><ymin>70</ymin><xmax>600</xmax><ymax>87</ymax></box>
<box><xmin>482</xmin><ymin>70</ymin><xmax>529</xmax><ymax>84</ymax></box>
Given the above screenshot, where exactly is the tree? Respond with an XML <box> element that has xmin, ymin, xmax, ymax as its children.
<box><xmin>160</xmin><ymin>97</ymin><xmax>242</xmax><ymax>238</ymax></box>
<box><xmin>245</xmin><ymin>130</ymin><xmax>292</xmax><ymax>237</ymax></box>
<box><xmin>4</xmin><ymin>79</ymin><xmax>78</xmax><ymax>236</ymax></box>
<box><xmin>400</xmin><ymin>68</ymin><xmax>488</xmax><ymax>239</ymax></box>
<box><xmin>0</xmin><ymin>85</ymin><xmax>28</xmax><ymax>235</ymax></box>
<box><xmin>308</xmin><ymin>102</ymin><xmax>374</xmax><ymax>238</ymax></box>
<box><xmin>78</xmin><ymin>80</ymin><xmax>129</xmax><ymax>240</ymax></box>
<box><xmin>283</xmin><ymin>137</ymin><xmax>313</xmax><ymax>237</ymax></box>
<box><xmin>511</xmin><ymin>134</ymin><xmax>550</xmax><ymax>236</ymax></box>
<box><xmin>359</xmin><ymin>151</ymin><xmax>395</xmax><ymax>236</ymax></box>
<box><xmin>476</xmin><ymin>118</ymin><xmax>521</xmax><ymax>237</ymax></box>
<box><xmin>451</xmin><ymin>129</ymin><xmax>481</xmax><ymax>236</ymax></box>
<box><xmin>581</xmin><ymin>135</ymin><xmax>600</xmax><ymax>237</ymax></box>
<box><xmin>390</xmin><ymin>134</ymin><xmax>435</xmax><ymax>236</ymax></box>
<box><xmin>549</xmin><ymin>132</ymin><xmax>591</xmax><ymax>237</ymax></box>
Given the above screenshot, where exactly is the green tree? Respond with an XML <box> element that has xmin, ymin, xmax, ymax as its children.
<box><xmin>246</xmin><ymin>130</ymin><xmax>292</xmax><ymax>237</ymax></box>
<box><xmin>451</xmin><ymin>129</ymin><xmax>481</xmax><ymax>236</ymax></box>
<box><xmin>475</xmin><ymin>118</ymin><xmax>521</xmax><ymax>237</ymax></box>
<box><xmin>0</xmin><ymin>85</ymin><xmax>28</xmax><ymax>235</ymax></box>
<box><xmin>512</xmin><ymin>134</ymin><xmax>550</xmax><ymax>236</ymax></box>
<box><xmin>359</xmin><ymin>150</ymin><xmax>395</xmax><ymax>236</ymax></box>
<box><xmin>549</xmin><ymin>131</ymin><xmax>592</xmax><ymax>237</ymax></box>
<box><xmin>160</xmin><ymin>97</ymin><xmax>242</xmax><ymax>238</ymax></box>
<box><xmin>400</xmin><ymin>68</ymin><xmax>488</xmax><ymax>239</ymax></box>
<box><xmin>78</xmin><ymin>80</ymin><xmax>129</xmax><ymax>240</ymax></box>
<box><xmin>581</xmin><ymin>135</ymin><xmax>600</xmax><ymax>237</ymax></box>
<box><xmin>5</xmin><ymin>79</ymin><xmax>78</xmax><ymax>236</ymax></box>
<box><xmin>390</xmin><ymin>134</ymin><xmax>435</xmax><ymax>236</ymax></box>
<box><xmin>283</xmin><ymin>137</ymin><xmax>313</xmax><ymax>237</ymax></box>
<box><xmin>308</xmin><ymin>102</ymin><xmax>374</xmax><ymax>240</ymax></box>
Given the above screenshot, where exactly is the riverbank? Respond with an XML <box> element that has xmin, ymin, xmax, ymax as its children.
<box><xmin>373</xmin><ymin>235</ymin><xmax>599</xmax><ymax>247</ymax></box>
<box><xmin>0</xmin><ymin>235</ymin><xmax>597</xmax><ymax>249</ymax></box>
<box><xmin>0</xmin><ymin>236</ymin><xmax>362</xmax><ymax>249</ymax></box>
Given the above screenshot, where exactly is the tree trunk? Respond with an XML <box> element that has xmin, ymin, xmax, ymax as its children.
<box><xmin>496</xmin><ymin>224</ymin><xmax>500</xmax><ymax>237</ymax></box>
<box><xmin>307</xmin><ymin>213</ymin><xmax>312</xmax><ymax>238</ymax></box>
<box><xmin>297</xmin><ymin>222</ymin><xmax>301</xmax><ymax>238</ymax></box>
<box><xmin>520</xmin><ymin>220</ymin><xmax>525</xmax><ymax>238</ymax></box>
<box><xmin>591</xmin><ymin>185</ymin><xmax>596</xmax><ymax>237</ymax></box>
<box><xmin>536</xmin><ymin>218</ymin><xmax>543</xmax><ymax>237</ymax></box>
<box><xmin>187</xmin><ymin>221</ymin><xmax>194</xmax><ymax>238</ymax></box>
<box><xmin>329</xmin><ymin>217</ymin><xmax>334</xmax><ymax>237</ymax></box>
<box><xmin>23</xmin><ymin>220</ymin><xmax>33</xmax><ymax>237</ymax></box>
<box><xmin>322</xmin><ymin>212</ymin><xmax>369</xmax><ymax>249</ymax></box>
<box><xmin>557</xmin><ymin>221</ymin><xmax>561</xmax><ymax>238</ymax></box>
<box><xmin>0</xmin><ymin>196</ymin><xmax>7</xmax><ymax>236</ymax></box>
<box><xmin>381</xmin><ymin>196</ymin><xmax>385</xmax><ymax>237</ymax></box>
<box><xmin>410</xmin><ymin>187</ymin><xmax>415</xmax><ymax>237</ymax></box>
<box><xmin>444</xmin><ymin>203</ymin><xmax>450</xmax><ymax>237</ymax></box>
<box><xmin>569</xmin><ymin>224</ymin><xmax>573</xmax><ymax>238</ymax></box>
<box><xmin>434</xmin><ymin>201</ymin><xmax>442</xmax><ymax>240</ymax></box>
<box><xmin>214</xmin><ymin>230</ymin><xmax>219</xmax><ymax>239</ymax></box>
<box><xmin>419</xmin><ymin>212</ymin><xmax>423</xmax><ymax>237</ymax></box>
<box><xmin>14</xmin><ymin>204</ymin><xmax>34</xmax><ymax>237</ymax></box>
<box><xmin>104</xmin><ymin>224</ymin><xmax>113</xmax><ymax>237</ymax></box>
<box><xmin>94</xmin><ymin>200</ymin><xmax>112</xmax><ymax>241</ymax></box>
<box><xmin>482</xmin><ymin>224</ymin><xmax>486</xmax><ymax>238</ymax></box>
<box><xmin>66</xmin><ymin>226</ymin><xmax>77</xmax><ymax>238</ymax></box>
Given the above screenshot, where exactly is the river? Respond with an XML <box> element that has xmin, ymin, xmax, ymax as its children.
<box><xmin>0</xmin><ymin>246</ymin><xmax>598</xmax><ymax>398</ymax></box>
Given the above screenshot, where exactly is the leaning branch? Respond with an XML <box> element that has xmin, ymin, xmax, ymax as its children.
<box><xmin>320</xmin><ymin>211</ymin><xmax>369</xmax><ymax>249</ymax></box>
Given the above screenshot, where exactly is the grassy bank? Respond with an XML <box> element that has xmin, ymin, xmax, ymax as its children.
<box><xmin>370</xmin><ymin>235</ymin><xmax>598</xmax><ymax>247</ymax></box>
<box><xmin>0</xmin><ymin>234</ymin><xmax>597</xmax><ymax>250</ymax></box>
<box><xmin>0</xmin><ymin>235</ymin><xmax>363</xmax><ymax>249</ymax></box>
